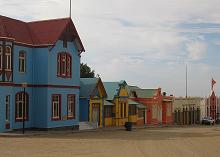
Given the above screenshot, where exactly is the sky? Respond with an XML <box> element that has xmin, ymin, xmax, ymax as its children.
<box><xmin>0</xmin><ymin>0</ymin><xmax>220</xmax><ymax>97</ymax></box>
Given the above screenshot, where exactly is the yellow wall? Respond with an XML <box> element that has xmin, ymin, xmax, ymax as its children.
<box><xmin>129</xmin><ymin>115</ymin><xmax>138</xmax><ymax>123</ymax></box>
<box><xmin>89</xmin><ymin>81</ymin><xmax>107</xmax><ymax>128</ymax></box>
<box><xmin>113</xmin><ymin>86</ymin><xmax>129</xmax><ymax>126</ymax></box>
<box><xmin>105</xmin><ymin>118</ymin><xmax>113</xmax><ymax>126</ymax></box>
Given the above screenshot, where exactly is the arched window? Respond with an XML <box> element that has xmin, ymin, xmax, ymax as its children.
<box><xmin>0</xmin><ymin>45</ymin><xmax>2</xmax><ymax>70</ymax></box>
<box><xmin>57</xmin><ymin>52</ymin><xmax>72</xmax><ymax>77</ymax></box>
<box><xmin>5</xmin><ymin>46</ymin><xmax>12</xmax><ymax>71</ymax></box>
<box><xmin>19</xmin><ymin>51</ymin><xmax>26</xmax><ymax>72</ymax></box>
<box><xmin>15</xmin><ymin>92</ymin><xmax>29</xmax><ymax>122</ymax></box>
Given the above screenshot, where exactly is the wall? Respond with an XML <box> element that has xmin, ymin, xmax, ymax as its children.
<box><xmin>79</xmin><ymin>98</ymin><xmax>89</xmax><ymax>122</ymax></box>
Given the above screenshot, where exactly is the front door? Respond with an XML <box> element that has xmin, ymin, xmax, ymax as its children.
<box><xmin>92</xmin><ymin>104</ymin><xmax>100</xmax><ymax>125</ymax></box>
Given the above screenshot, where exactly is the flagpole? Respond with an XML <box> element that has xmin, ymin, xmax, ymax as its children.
<box><xmin>186</xmin><ymin>64</ymin><xmax>188</xmax><ymax>98</ymax></box>
<box><xmin>70</xmin><ymin>0</ymin><xmax>72</xmax><ymax>18</ymax></box>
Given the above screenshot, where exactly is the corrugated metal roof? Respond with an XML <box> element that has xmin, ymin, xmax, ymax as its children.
<box><xmin>103</xmin><ymin>80</ymin><xmax>127</xmax><ymax>100</ymax></box>
<box><xmin>134</xmin><ymin>89</ymin><xmax>157</xmax><ymax>98</ymax></box>
<box><xmin>103</xmin><ymin>82</ymin><xmax>120</xmax><ymax>100</ymax></box>
<box><xmin>80</xmin><ymin>78</ymin><xmax>99</xmax><ymax>98</ymax></box>
<box><xmin>128</xmin><ymin>99</ymin><xmax>140</xmax><ymax>105</ymax></box>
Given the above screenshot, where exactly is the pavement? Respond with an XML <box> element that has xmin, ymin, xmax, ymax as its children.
<box><xmin>0</xmin><ymin>124</ymin><xmax>205</xmax><ymax>137</ymax></box>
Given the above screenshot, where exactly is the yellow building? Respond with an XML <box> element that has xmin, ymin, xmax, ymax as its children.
<box><xmin>103</xmin><ymin>81</ymin><xmax>129</xmax><ymax>126</ymax></box>
<box><xmin>80</xmin><ymin>78</ymin><xmax>107</xmax><ymax>128</ymax></box>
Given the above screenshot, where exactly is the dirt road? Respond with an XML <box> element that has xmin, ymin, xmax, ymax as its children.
<box><xmin>0</xmin><ymin>126</ymin><xmax>220</xmax><ymax>157</ymax></box>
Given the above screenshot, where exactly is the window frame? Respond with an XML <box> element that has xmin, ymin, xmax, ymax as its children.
<box><xmin>57</xmin><ymin>52</ymin><xmax>72</xmax><ymax>78</ymax></box>
<box><xmin>6</xmin><ymin>95</ymin><xmax>10</xmax><ymax>122</ymax></box>
<box><xmin>0</xmin><ymin>45</ymin><xmax>3</xmax><ymax>70</ymax></box>
<box><xmin>15</xmin><ymin>92</ymin><xmax>29</xmax><ymax>122</ymax></box>
<box><xmin>19</xmin><ymin>51</ymin><xmax>26</xmax><ymax>73</ymax></box>
<box><xmin>5</xmin><ymin>45</ymin><xmax>12</xmax><ymax>71</ymax></box>
<box><xmin>120</xmin><ymin>102</ymin><xmax>123</xmax><ymax>118</ymax></box>
<box><xmin>129</xmin><ymin>105</ymin><xmax>137</xmax><ymax>116</ymax></box>
<box><xmin>67</xmin><ymin>94</ymin><xmax>76</xmax><ymax>119</ymax></box>
<box><xmin>104</xmin><ymin>106</ymin><xmax>113</xmax><ymax>118</ymax></box>
<box><xmin>51</xmin><ymin>94</ymin><xmax>61</xmax><ymax>121</ymax></box>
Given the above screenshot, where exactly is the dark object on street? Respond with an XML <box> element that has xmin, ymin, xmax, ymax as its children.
<box><xmin>125</xmin><ymin>122</ymin><xmax>132</xmax><ymax>131</ymax></box>
<box><xmin>201</xmin><ymin>117</ymin><xmax>215</xmax><ymax>125</ymax></box>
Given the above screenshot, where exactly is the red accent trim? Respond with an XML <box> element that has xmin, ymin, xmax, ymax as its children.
<box><xmin>67</xmin><ymin>94</ymin><xmax>76</xmax><ymax>119</ymax></box>
<box><xmin>51</xmin><ymin>94</ymin><xmax>62</xmax><ymax>121</ymax></box>
<box><xmin>0</xmin><ymin>82</ymin><xmax>80</xmax><ymax>89</ymax></box>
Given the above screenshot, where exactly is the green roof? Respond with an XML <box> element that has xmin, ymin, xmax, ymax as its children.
<box><xmin>127</xmin><ymin>85</ymin><xmax>157</xmax><ymax>98</ymax></box>
<box><xmin>80</xmin><ymin>78</ymin><xmax>99</xmax><ymax>98</ymax></box>
<box><xmin>128</xmin><ymin>99</ymin><xmax>140</xmax><ymax>105</ymax></box>
<box><xmin>135</xmin><ymin>89</ymin><xmax>157</xmax><ymax>98</ymax></box>
<box><xmin>103</xmin><ymin>80</ymin><xmax>127</xmax><ymax>100</ymax></box>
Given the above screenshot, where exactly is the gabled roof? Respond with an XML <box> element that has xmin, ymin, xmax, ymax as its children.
<box><xmin>80</xmin><ymin>78</ymin><xmax>107</xmax><ymax>98</ymax></box>
<box><xmin>128</xmin><ymin>85</ymin><xmax>158</xmax><ymax>98</ymax></box>
<box><xmin>0</xmin><ymin>15</ymin><xmax>85</xmax><ymax>52</ymax></box>
<box><xmin>103</xmin><ymin>80</ymin><xmax>127</xmax><ymax>100</ymax></box>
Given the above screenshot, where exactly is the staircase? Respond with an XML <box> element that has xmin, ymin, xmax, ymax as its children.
<box><xmin>79</xmin><ymin>122</ymin><xmax>98</xmax><ymax>131</ymax></box>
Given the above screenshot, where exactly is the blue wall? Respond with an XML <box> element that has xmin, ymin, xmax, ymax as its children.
<box><xmin>0</xmin><ymin>40</ymin><xmax>81</xmax><ymax>132</ymax></box>
<box><xmin>79</xmin><ymin>98</ymin><xmax>89</xmax><ymax>122</ymax></box>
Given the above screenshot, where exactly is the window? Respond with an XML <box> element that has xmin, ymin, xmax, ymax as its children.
<box><xmin>166</xmin><ymin>103</ymin><xmax>171</xmax><ymax>116</ymax></box>
<box><xmin>129</xmin><ymin>105</ymin><xmax>136</xmax><ymax>115</ymax></box>
<box><xmin>6</xmin><ymin>95</ymin><xmax>10</xmax><ymax>122</ymax></box>
<box><xmin>52</xmin><ymin>94</ymin><xmax>61</xmax><ymax>120</ymax></box>
<box><xmin>120</xmin><ymin>103</ymin><xmax>123</xmax><ymax>118</ymax></box>
<box><xmin>138</xmin><ymin>109</ymin><xmax>144</xmax><ymax>118</ymax></box>
<box><xmin>124</xmin><ymin>103</ymin><xmax>127</xmax><ymax>117</ymax></box>
<box><xmin>15</xmin><ymin>92</ymin><xmax>29</xmax><ymax>121</ymax></box>
<box><xmin>19</xmin><ymin>51</ymin><xmax>26</xmax><ymax>72</ymax></box>
<box><xmin>57</xmin><ymin>53</ymin><xmax>72</xmax><ymax>77</ymax></box>
<box><xmin>5</xmin><ymin>46</ymin><xmax>12</xmax><ymax>71</ymax></box>
<box><xmin>67</xmin><ymin>94</ymin><xmax>75</xmax><ymax>119</ymax></box>
<box><xmin>105</xmin><ymin>106</ymin><xmax>113</xmax><ymax>118</ymax></box>
<box><xmin>152</xmin><ymin>105</ymin><xmax>157</xmax><ymax>119</ymax></box>
<box><xmin>0</xmin><ymin>45</ymin><xmax>2</xmax><ymax>70</ymax></box>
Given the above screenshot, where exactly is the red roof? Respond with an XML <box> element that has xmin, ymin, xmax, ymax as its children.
<box><xmin>0</xmin><ymin>15</ymin><xmax>85</xmax><ymax>52</ymax></box>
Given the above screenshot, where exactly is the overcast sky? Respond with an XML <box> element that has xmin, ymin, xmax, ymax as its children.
<box><xmin>1</xmin><ymin>0</ymin><xmax>220</xmax><ymax>97</ymax></box>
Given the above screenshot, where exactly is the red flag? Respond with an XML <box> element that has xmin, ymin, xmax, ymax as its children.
<box><xmin>212</xmin><ymin>78</ymin><xmax>216</xmax><ymax>90</ymax></box>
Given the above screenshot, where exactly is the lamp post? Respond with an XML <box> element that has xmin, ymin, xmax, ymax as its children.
<box><xmin>22</xmin><ymin>82</ymin><xmax>27</xmax><ymax>134</ymax></box>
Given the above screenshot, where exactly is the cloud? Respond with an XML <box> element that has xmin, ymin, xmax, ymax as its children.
<box><xmin>1</xmin><ymin>0</ymin><xmax>220</xmax><ymax>96</ymax></box>
<box><xmin>186</xmin><ymin>40</ymin><xmax>207</xmax><ymax>61</ymax></box>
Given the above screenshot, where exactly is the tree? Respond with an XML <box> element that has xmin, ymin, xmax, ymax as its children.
<box><xmin>80</xmin><ymin>63</ymin><xmax>95</xmax><ymax>78</ymax></box>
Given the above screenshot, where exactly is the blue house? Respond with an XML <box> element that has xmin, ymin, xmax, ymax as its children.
<box><xmin>0</xmin><ymin>15</ymin><xmax>85</xmax><ymax>132</ymax></box>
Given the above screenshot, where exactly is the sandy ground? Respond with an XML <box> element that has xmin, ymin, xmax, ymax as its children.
<box><xmin>0</xmin><ymin>126</ymin><xmax>220</xmax><ymax>157</ymax></box>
